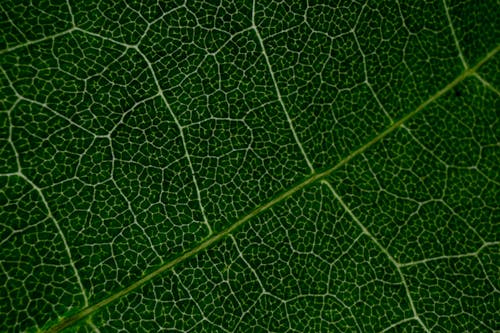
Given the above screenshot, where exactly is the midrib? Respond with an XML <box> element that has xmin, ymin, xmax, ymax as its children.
<box><xmin>43</xmin><ymin>44</ymin><xmax>499</xmax><ymax>333</ymax></box>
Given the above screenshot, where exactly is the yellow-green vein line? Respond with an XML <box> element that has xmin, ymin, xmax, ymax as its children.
<box><xmin>43</xmin><ymin>44</ymin><xmax>499</xmax><ymax>333</ymax></box>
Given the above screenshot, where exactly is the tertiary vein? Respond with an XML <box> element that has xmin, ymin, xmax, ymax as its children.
<box><xmin>42</xmin><ymin>44</ymin><xmax>499</xmax><ymax>333</ymax></box>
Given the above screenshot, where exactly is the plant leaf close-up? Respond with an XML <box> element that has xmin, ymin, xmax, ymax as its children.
<box><xmin>0</xmin><ymin>0</ymin><xmax>499</xmax><ymax>332</ymax></box>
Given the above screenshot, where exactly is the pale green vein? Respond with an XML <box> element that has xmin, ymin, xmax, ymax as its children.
<box><xmin>0</xmin><ymin>28</ymin><xmax>76</xmax><ymax>55</ymax></box>
<box><xmin>321</xmin><ymin>179</ymin><xmax>430</xmax><ymax>333</ymax></box>
<box><xmin>473</xmin><ymin>72</ymin><xmax>500</xmax><ymax>97</ymax></box>
<box><xmin>134</xmin><ymin>46</ymin><xmax>213</xmax><ymax>236</ymax></box>
<box><xmin>42</xmin><ymin>44</ymin><xmax>499</xmax><ymax>333</ymax></box>
<box><xmin>442</xmin><ymin>0</ymin><xmax>468</xmax><ymax>69</ymax></box>
<box><xmin>252</xmin><ymin>0</ymin><xmax>315</xmax><ymax>173</ymax></box>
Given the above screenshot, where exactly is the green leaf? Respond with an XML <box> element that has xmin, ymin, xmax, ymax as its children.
<box><xmin>1</xmin><ymin>0</ymin><xmax>499</xmax><ymax>332</ymax></box>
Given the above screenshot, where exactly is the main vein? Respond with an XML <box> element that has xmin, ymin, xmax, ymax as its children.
<box><xmin>43</xmin><ymin>44</ymin><xmax>499</xmax><ymax>333</ymax></box>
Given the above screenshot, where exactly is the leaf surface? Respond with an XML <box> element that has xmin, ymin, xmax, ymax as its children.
<box><xmin>0</xmin><ymin>0</ymin><xmax>499</xmax><ymax>332</ymax></box>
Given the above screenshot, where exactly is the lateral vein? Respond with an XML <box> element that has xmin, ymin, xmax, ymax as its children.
<box><xmin>251</xmin><ymin>0</ymin><xmax>315</xmax><ymax>173</ymax></box>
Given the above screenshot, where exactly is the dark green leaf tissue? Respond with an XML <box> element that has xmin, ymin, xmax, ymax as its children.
<box><xmin>0</xmin><ymin>0</ymin><xmax>499</xmax><ymax>332</ymax></box>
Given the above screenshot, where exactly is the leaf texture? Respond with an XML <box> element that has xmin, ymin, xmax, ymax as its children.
<box><xmin>0</xmin><ymin>0</ymin><xmax>499</xmax><ymax>332</ymax></box>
